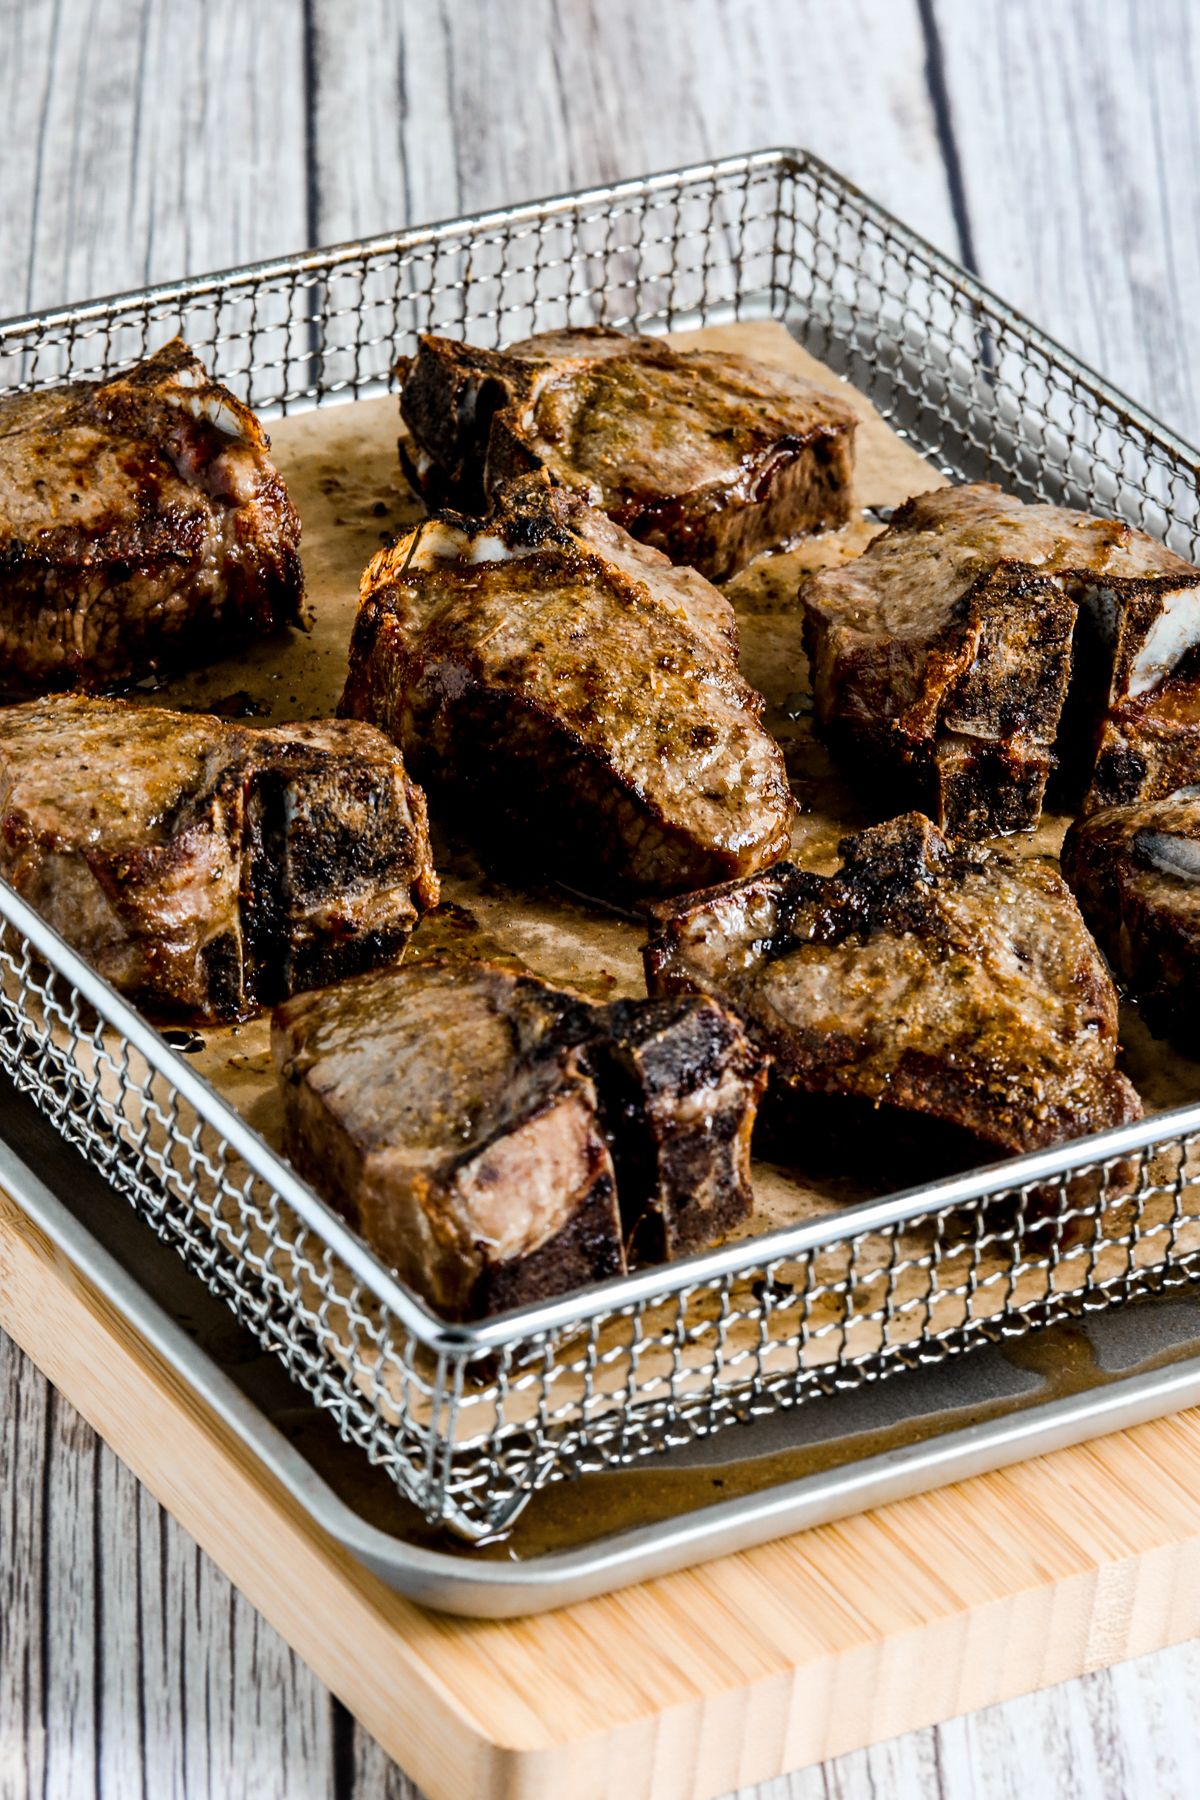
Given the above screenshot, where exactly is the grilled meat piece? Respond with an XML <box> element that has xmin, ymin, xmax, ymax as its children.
<box><xmin>592</xmin><ymin>994</ymin><xmax>766</xmax><ymax>1260</ymax></box>
<box><xmin>0</xmin><ymin>696</ymin><xmax>437</xmax><ymax>1022</ymax></box>
<box><xmin>398</xmin><ymin>910</ymin><xmax>764</xmax><ymax>1257</ymax></box>
<box><xmin>271</xmin><ymin>958</ymin><xmax>765</xmax><ymax>1318</ymax></box>
<box><xmin>1082</xmin><ymin>654</ymin><xmax>1200</xmax><ymax>814</ymax></box>
<box><xmin>0</xmin><ymin>339</ymin><xmax>303</xmax><ymax>694</ymax></box>
<box><xmin>1062</xmin><ymin>786</ymin><xmax>1200</xmax><ymax>1044</ymax></box>
<box><xmin>396</xmin><ymin>327</ymin><xmax>857</xmax><ymax>582</ymax></box>
<box><xmin>341</xmin><ymin>473</ymin><xmax>795</xmax><ymax>896</ymax></box>
<box><xmin>644</xmin><ymin>812</ymin><xmax>1140</xmax><ymax>1163</ymax></box>
<box><xmin>273</xmin><ymin>959</ymin><xmax>625</xmax><ymax>1320</ymax></box>
<box><xmin>802</xmin><ymin>484</ymin><xmax>1200</xmax><ymax>836</ymax></box>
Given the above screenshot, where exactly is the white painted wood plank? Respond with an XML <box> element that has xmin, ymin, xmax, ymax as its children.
<box><xmin>0</xmin><ymin>0</ymin><xmax>309</xmax><ymax>320</ymax></box>
<box><xmin>95</xmin><ymin>1450</ymin><xmax>149</xmax><ymax>1800</ymax></box>
<box><xmin>338</xmin><ymin>1708</ymin><xmax>422</xmax><ymax>1800</ymax></box>
<box><xmin>40</xmin><ymin>1398</ymin><xmax>99</xmax><ymax>1800</ymax></box>
<box><xmin>0</xmin><ymin>1329</ymin><xmax>339</xmax><ymax>1800</ymax></box>
<box><xmin>306</xmin><ymin>0</ymin><xmax>957</xmax><ymax>253</ymax></box>
<box><xmin>0</xmin><ymin>1343</ymin><xmax>50</xmax><ymax>1800</ymax></box>
<box><xmin>934</xmin><ymin>0</ymin><xmax>1200</xmax><ymax>443</ymax></box>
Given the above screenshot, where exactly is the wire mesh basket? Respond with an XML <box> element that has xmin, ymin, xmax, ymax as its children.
<box><xmin>3</xmin><ymin>147</ymin><xmax>1200</xmax><ymax>1540</ymax></box>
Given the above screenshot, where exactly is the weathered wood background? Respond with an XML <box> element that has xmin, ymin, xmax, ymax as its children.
<box><xmin>2</xmin><ymin>1</ymin><xmax>1199</xmax><ymax>1795</ymax></box>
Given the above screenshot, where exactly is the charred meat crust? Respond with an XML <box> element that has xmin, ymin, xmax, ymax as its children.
<box><xmin>0</xmin><ymin>696</ymin><xmax>438</xmax><ymax>1023</ymax></box>
<box><xmin>802</xmin><ymin>483</ymin><xmax>1200</xmax><ymax>836</ymax></box>
<box><xmin>340</xmin><ymin>473</ymin><xmax>795</xmax><ymax>897</ymax></box>
<box><xmin>395</xmin><ymin>326</ymin><xmax>857</xmax><ymax>582</ymax></box>
<box><xmin>0</xmin><ymin>338</ymin><xmax>304</xmax><ymax>695</ymax></box>
<box><xmin>643</xmin><ymin>811</ymin><xmax>1140</xmax><ymax>1164</ymax></box>
<box><xmin>271</xmin><ymin>956</ymin><xmax>766</xmax><ymax>1320</ymax></box>
<box><xmin>591</xmin><ymin>995</ymin><xmax>766</xmax><ymax>1260</ymax></box>
<box><xmin>1062</xmin><ymin>786</ymin><xmax>1200</xmax><ymax>1046</ymax></box>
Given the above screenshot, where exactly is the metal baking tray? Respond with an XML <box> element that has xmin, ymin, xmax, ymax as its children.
<box><xmin>10</xmin><ymin>1069</ymin><xmax>1200</xmax><ymax>1619</ymax></box>
<box><xmin>3</xmin><ymin>146</ymin><xmax>1200</xmax><ymax>1552</ymax></box>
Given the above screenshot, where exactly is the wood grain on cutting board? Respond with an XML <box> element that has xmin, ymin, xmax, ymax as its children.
<box><xmin>7</xmin><ymin>1181</ymin><xmax>1200</xmax><ymax>1800</ymax></box>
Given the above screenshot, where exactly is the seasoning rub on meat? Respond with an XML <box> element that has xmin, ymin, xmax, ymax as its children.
<box><xmin>0</xmin><ymin>696</ymin><xmax>437</xmax><ymax>1022</ymax></box>
<box><xmin>0</xmin><ymin>339</ymin><xmax>304</xmax><ymax>694</ymax></box>
<box><xmin>396</xmin><ymin>326</ymin><xmax>858</xmax><ymax>582</ymax></box>
<box><xmin>803</xmin><ymin>484</ymin><xmax>1200</xmax><ymax>837</ymax></box>
<box><xmin>644</xmin><ymin>812</ymin><xmax>1140</xmax><ymax>1165</ymax></box>
<box><xmin>341</xmin><ymin>472</ymin><xmax>795</xmax><ymax>897</ymax></box>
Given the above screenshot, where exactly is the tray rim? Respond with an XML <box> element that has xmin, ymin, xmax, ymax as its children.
<box><xmin>2</xmin><ymin>140</ymin><xmax>1199</xmax><ymax>1358</ymax></box>
<box><xmin>8</xmin><ymin>1072</ymin><xmax>1200</xmax><ymax>1619</ymax></box>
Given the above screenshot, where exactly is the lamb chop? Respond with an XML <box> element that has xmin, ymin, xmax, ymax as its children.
<box><xmin>397</xmin><ymin>909</ymin><xmax>765</xmax><ymax>1256</ymax></box>
<box><xmin>340</xmin><ymin>473</ymin><xmax>795</xmax><ymax>897</ymax></box>
<box><xmin>395</xmin><ymin>326</ymin><xmax>858</xmax><ymax>582</ymax></box>
<box><xmin>644</xmin><ymin>812</ymin><xmax>1140</xmax><ymax>1165</ymax></box>
<box><xmin>0</xmin><ymin>695</ymin><xmax>437</xmax><ymax>1022</ymax></box>
<box><xmin>273</xmin><ymin>959</ymin><xmax>624</xmax><ymax>1320</ymax></box>
<box><xmin>271</xmin><ymin>956</ymin><xmax>765</xmax><ymax>1318</ymax></box>
<box><xmin>0</xmin><ymin>339</ymin><xmax>304</xmax><ymax>694</ymax></box>
<box><xmin>802</xmin><ymin>484</ymin><xmax>1200</xmax><ymax>837</ymax></box>
<box><xmin>1062</xmin><ymin>786</ymin><xmax>1200</xmax><ymax>1045</ymax></box>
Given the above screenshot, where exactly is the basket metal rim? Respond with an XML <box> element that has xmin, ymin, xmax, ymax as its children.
<box><xmin>0</xmin><ymin>147</ymin><xmax>791</xmax><ymax>342</ymax></box>
<box><xmin>4</xmin><ymin>808</ymin><xmax>1200</xmax><ymax>1359</ymax></box>
<box><xmin>5</xmin><ymin>140</ymin><xmax>1195</xmax><ymax>473</ymax></box>
<box><xmin>2</xmin><ymin>145</ymin><xmax>1199</xmax><ymax>1359</ymax></box>
<box><xmin>12</xmin><ymin>1076</ymin><xmax>1200</xmax><ymax>1619</ymax></box>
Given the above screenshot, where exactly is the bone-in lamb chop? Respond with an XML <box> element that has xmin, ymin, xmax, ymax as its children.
<box><xmin>271</xmin><ymin>955</ymin><xmax>765</xmax><ymax>1318</ymax></box>
<box><xmin>0</xmin><ymin>339</ymin><xmax>304</xmax><ymax>694</ymax></box>
<box><xmin>644</xmin><ymin>812</ymin><xmax>1140</xmax><ymax>1163</ymax></box>
<box><xmin>395</xmin><ymin>326</ymin><xmax>858</xmax><ymax>582</ymax></box>
<box><xmin>340</xmin><ymin>473</ymin><xmax>795</xmax><ymax>897</ymax></box>
<box><xmin>1062</xmin><ymin>786</ymin><xmax>1200</xmax><ymax>1046</ymax></box>
<box><xmin>802</xmin><ymin>484</ymin><xmax>1200</xmax><ymax>837</ymax></box>
<box><xmin>0</xmin><ymin>696</ymin><xmax>437</xmax><ymax>1022</ymax></box>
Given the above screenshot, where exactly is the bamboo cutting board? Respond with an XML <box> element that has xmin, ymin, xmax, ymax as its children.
<box><xmin>7</xmin><ymin>1179</ymin><xmax>1200</xmax><ymax>1800</ymax></box>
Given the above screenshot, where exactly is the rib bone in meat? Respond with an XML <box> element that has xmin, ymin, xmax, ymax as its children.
<box><xmin>802</xmin><ymin>484</ymin><xmax>1200</xmax><ymax>835</ymax></box>
<box><xmin>1062</xmin><ymin>785</ymin><xmax>1200</xmax><ymax>1045</ymax></box>
<box><xmin>644</xmin><ymin>811</ymin><xmax>1140</xmax><ymax>1162</ymax></box>
<box><xmin>0</xmin><ymin>339</ymin><xmax>304</xmax><ymax>694</ymax></box>
<box><xmin>341</xmin><ymin>473</ymin><xmax>795</xmax><ymax>896</ymax></box>
<box><xmin>0</xmin><ymin>696</ymin><xmax>438</xmax><ymax>1022</ymax></box>
<box><xmin>396</xmin><ymin>327</ymin><xmax>857</xmax><ymax>581</ymax></box>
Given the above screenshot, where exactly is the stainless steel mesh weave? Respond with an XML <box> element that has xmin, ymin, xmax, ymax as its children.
<box><xmin>3</xmin><ymin>148</ymin><xmax>1199</xmax><ymax>1538</ymax></box>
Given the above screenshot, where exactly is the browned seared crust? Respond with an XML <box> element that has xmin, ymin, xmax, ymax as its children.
<box><xmin>1062</xmin><ymin>786</ymin><xmax>1200</xmax><ymax>1045</ymax></box>
<box><xmin>271</xmin><ymin>953</ymin><xmax>767</xmax><ymax>1318</ymax></box>
<box><xmin>592</xmin><ymin>994</ymin><xmax>766</xmax><ymax>1259</ymax></box>
<box><xmin>0</xmin><ymin>338</ymin><xmax>304</xmax><ymax>694</ymax></box>
<box><xmin>272</xmin><ymin>958</ymin><xmax>624</xmax><ymax>1321</ymax></box>
<box><xmin>802</xmin><ymin>483</ymin><xmax>1200</xmax><ymax>836</ymax></box>
<box><xmin>340</xmin><ymin>473</ymin><xmax>795</xmax><ymax>897</ymax></box>
<box><xmin>644</xmin><ymin>812</ymin><xmax>1140</xmax><ymax>1162</ymax></box>
<box><xmin>0</xmin><ymin>696</ymin><xmax>438</xmax><ymax>1022</ymax></box>
<box><xmin>396</xmin><ymin>326</ymin><xmax>857</xmax><ymax>582</ymax></box>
